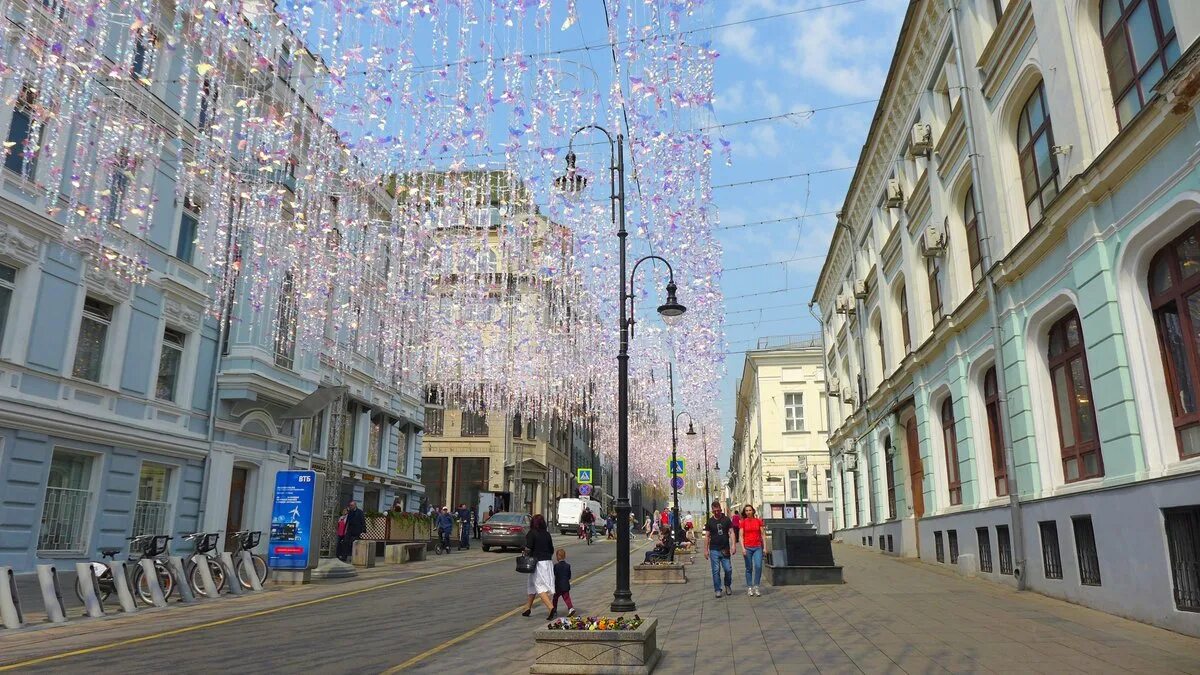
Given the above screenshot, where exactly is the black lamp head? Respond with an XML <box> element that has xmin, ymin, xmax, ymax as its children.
<box><xmin>657</xmin><ymin>280</ymin><xmax>686</xmax><ymax>324</ymax></box>
<box><xmin>685</xmin><ymin>422</ymin><xmax>696</xmax><ymax>436</ymax></box>
<box><xmin>554</xmin><ymin>149</ymin><xmax>587</xmax><ymax>192</ymax></box>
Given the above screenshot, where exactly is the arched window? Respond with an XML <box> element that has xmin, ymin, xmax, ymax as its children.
<box><xmin>964</xmin><ymin>187</ymin><xmax>983</xmax><ymax>284</ymax></box>
<box><xmin>1048</xmin><ymin>311</ymin><xmax>1103</xmax><ymax>481</ymax></box>
<box><xmin>984</xmin><ymin>367</ymin><xmax>1009</xmax><ymax>496</ymax></box>
<box><xmin>1102</xmin><ymin>0</ymin><xmax>1179</xmax><ymax>128</ymax></box>
<box><xmin>941</xmin><ymin>398</ymin><xmax>962</xmax><ymax>505</ymax></box>
<box><xmin>1017</xmin><ymin>83</ymin><xmax>1059</xmax><ymax>226</ymax></box>
<box><xmin>898</xmin><ymin>282</ymin><xmax>912</xmax><ymax>353</ymax></box>
<box><xmin>927</xmin><ymin>257</ymin><xmax>942</xmax><ymax>323</ymax></box>
<box><xmin>884</xmin><ymin>436</ymin><xmax>897</xmax><ymax>520</ymax></box>
<box><xmin>1148</xmin><ymin>225</ymin><xmax>1200</xmax><ymax>458</ymax></box>
<box><xmin>874</xmin><ymin>314</ymin><xmax>887</xmax><ymax>379</ymax></box>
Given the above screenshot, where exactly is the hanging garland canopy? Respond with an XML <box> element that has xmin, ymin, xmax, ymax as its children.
<box><xmin>0</xmin><ymin>0</ymin><xmax>727</xmax><ymax>482</ymax></box>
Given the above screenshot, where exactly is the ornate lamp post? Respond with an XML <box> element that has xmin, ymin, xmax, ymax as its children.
<box><xmin>558</xmin><ymin>126</ymin><xmax>685</xmax><ymax>613</ymax></box>
<box><xmin>669</xmin><ymin>385</ymin><xmax>696</xmax><ymax>545</ymax></box>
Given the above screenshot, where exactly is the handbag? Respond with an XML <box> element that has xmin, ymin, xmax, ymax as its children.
<box><xmin>515</xmin><ymin>554</ymin><xmax>537</xmax><ymax>574</ymax></box>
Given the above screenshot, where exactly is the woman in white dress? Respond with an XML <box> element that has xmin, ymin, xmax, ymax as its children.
<box><xmin>522</xmin><ymin>514</ymin><xmax>557</xmax><ymax>619</ymax></box>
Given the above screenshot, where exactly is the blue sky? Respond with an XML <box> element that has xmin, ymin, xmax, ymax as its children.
<box><xmin>707</xmin><ymin>0</ymin><xmax>905</xmax><ymax>469</ymax></box>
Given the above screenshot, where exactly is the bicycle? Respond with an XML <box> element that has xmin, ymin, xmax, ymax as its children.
<box><xmin>181</xmin><ymin>532</ymin><xmax>226</xmax><ymax>597</ymax></box>
<box><xmin>433</xmin><ymin>529</ymin><xmax>452</xmax><ymax>555</ymax></box>
<box><xmin>229</xmin><ymin>530</ymin><xmax>269</xmax><ymax>588</ymax></box>
<box><xmin>75</xmin><ymin>534</ymin><xmax>175</xmax><ymax>606</ymax></box>
<box><xmin>585</xmin><ymin>522</ymin><xmax>594</xmax><ymax>545</ymax></box>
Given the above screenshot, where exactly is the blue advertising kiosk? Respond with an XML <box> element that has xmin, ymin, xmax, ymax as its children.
<box><xmin>268</xmin><ymin>470</ymin><xmax>324</xmax><ymax>584</ymax></box>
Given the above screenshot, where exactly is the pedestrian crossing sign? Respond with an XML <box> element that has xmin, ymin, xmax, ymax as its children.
<box><xmin>577</xmin><ymin>468</ymin><xmax>593</xmax><ymax>484</ymax></box>
<box><xmin>669</xmin><ymin>459</ymin><xmax>686</xmax><ymax>476</ymax></box>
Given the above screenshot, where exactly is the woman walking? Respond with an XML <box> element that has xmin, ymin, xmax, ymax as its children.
<box><xmin>739</xmin><ymin>504</ymin><xmax>765</xmax><ymax>596</ymax></box>
<box><xmin>335</xmin><ymin>507</ymin><xmax>350</xmax><ymax>561</ymax></box>
<box><xmin>651</xmin><ymin>510</ymin><xmax>661</xmax><ymax>538</ymax></box>
<box><xmin>642</xmin><ymin>514</ymin><xmax>652</xmax><ymax>539</ymax></box>
<box><xmin>522</xmin><ymin>514</ymin><xmax>557</xmax><ymax>619</ymax></box>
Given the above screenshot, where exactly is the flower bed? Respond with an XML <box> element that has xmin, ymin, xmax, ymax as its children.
<box><xmin>532</xmin><ymin>616</ymin><xmax>660</xmax><ymax>674</ymax></box>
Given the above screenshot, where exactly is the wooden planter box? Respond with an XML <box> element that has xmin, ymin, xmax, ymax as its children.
<box><xmin>531</xmin><ymin>617</ymin><xmax>660</xmax><ymax>674</ymax></box>
<box><xmin>633</xmin><ymin>563</ymin><xmax>687</xmax><ymax>584</ymax></box>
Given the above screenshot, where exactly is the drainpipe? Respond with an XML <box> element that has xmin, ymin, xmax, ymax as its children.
<box><xmin>948</xmin><ymin>0</ymin><xmax>1026</xmax><ymax>588</ymax></box>
<box><xmin>852</xmin><ymin>289</ymin><xmax>875</xmax><ymax>528</ymax></box>
<box><xmin>197</xmin><ymin>253</ymin><xmax>235</xmax><ymax>530</ymax></box>
<box><xmin>753</xmin><ymin>365</ymin><xmax>766</xmax><ymax>515</ymax></box>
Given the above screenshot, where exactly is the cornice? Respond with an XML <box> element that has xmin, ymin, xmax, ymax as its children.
<box><xmin>977</xmin><ymin>0</ymin><xmax>1034</xmax><ymax>100</ymax></box>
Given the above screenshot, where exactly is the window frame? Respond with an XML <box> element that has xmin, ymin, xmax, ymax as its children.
<box><xmin>1047</xmin><ymin>311</ymin><xmax>1105</xmax><ymax>482</ymax></box>
<box><xmin>984</xmin><ymin>366</ymin><xmax>1009</xmax><ymax>496</ymax></box>
<box><xmin>461</xmin><ymin>409</ymin><xmax>489</xmax><ymax>437</ymax></box>
<box><xmin>884</xmin><ymin>436</ymin><xmax>897</xmax><ymax>520</ymax></box>
<box><xmin>977</xmin><ymin>526</ymin><xmax>994</xmax><ymax>573</ymax></box>
<box><xmin>176</xmin><ymin>197</ymin><xmax>200</xmax><ymax>264</ymax></box>
<box><xmin>155</xmin><ymin>326</ymin><xmax>186</xmax><ymax>403</ymax></box>
<box><xmin>38</xmin><ymin>449</ymin><xmax>98</xmax><ymax>554</ymax></box>
<box><xmin>274</xmin><ymin>271</ymin><xmax>298</xmax><ymax>370</ymax></box>
<box><xmin>72</xmin><ymin>296</ymin><xmax>114</xmax><ymax>383</ymax></box>
<box><xmin>927</xmin><ymin>257</ymin><xmax>943</xmax><ymax>324</ymax></box>
<box><xmin>1072</xmin><ymin>515</ymin><xmax>1102</xmax><ymax>586</ymax></box>
<box><xmin>1163</xmin><ymin>505</ymin><xmax>1200</xmax><ymax>612</ymax></box>
<box><xmin>1148</xmin><ymin>226</ymin><xmax>1200</xmax><ymax>459</ymax></box>
<box><xmin>0</xmin><ymin>262</ymin><xmax>17</xmax><ymax>351</ymax></box>
<box><xmin>899</xmin><ymin>282</ymin><xmax>912</xmax><ymax>353</ymax></box>
<box><xmin>964</xmin><ymin>187</ymin><xmax>983</xmax><ymax>284</ymax></box>
<box><xmin>423</xmin><ymin>407</ymin><xmax>444</xmax><ymax>436</ymax></box>
<box><xmin>783</xmin><ymin>392</ymin><xmax>805</xmax><ymax>432</ymax></box>
<box><xmin>1040</xmin><ymin>520</ymin><xmax>1063</xmax><ymax>579</ymax></box>
<box><xmin>941</xmin><ymin>397</ymin><xmax>962</xmax><ymax>506</ymax></box>
<box><xmin>1101</xmin><ymin>0</ymin><xmax>1179</xmax><ymax>128</ymax></box>
<box><xmin>4</xmin><ymin>86</ymin><xmax>44</xmax><ymax>178</ymax></box>
<box><xmin>1016</xmin><ymin>83</ymin><xmax>1059</xmax><ymax>226</ymax></box>
<box><xmin>132</xmin><ymin>461</ymin><xmax>174</xmax><ymax>537</ymax></box>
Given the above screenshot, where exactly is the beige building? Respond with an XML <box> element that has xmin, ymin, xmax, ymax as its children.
<box><xmin>728</xmin><ymin>339</ymin><xmax>833</xmax><ymax>533</ymax></box>
<box><xmin>420</xmin><ymin>406</ymin><xmax>574</xmax><ymax>523</ymax></box>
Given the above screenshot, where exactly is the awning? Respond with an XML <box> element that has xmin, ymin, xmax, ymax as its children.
<box><xmin>281</xmin><ymin>385</ymin><xmax>348</xmax><ymax>420</ymax></box>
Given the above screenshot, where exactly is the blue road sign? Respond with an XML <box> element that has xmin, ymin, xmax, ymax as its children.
<box><xmin>671</xmin><ymin>476</ymin><xmax>684</xmax><ymax>490</ymax></box>
<box><xmin>577</xmin><ymin>468</ymin><xmax>593</xmax><ymax>484</ymax></box>
<box><xmin>669</xmin><ymin>459</ymin><xmax>686</xmax><ymax>476</ymax></box>
<box><xmin>579</xmin><ymin>484</ymin><xmax>592</xmax><ymax>496</ymax></box>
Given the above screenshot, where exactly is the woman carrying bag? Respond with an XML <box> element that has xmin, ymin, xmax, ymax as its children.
<box><xmin>521</xmin><ymin>514</ymin><xmax>557</xmax><ymax>619</ymax></box>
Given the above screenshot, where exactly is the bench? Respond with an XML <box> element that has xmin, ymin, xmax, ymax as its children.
<box><xmin>384</xmin><ymin>542</ymin><xmax>427</xmax><ymax>564</ymax></box>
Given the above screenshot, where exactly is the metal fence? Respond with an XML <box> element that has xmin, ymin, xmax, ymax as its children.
<box><xmin>38</xmin><ymin>487</ymin><xmax>91</xmax><ymax>553</ymax></box>
<box><xmin>132</xmin><ymin>499</ymin><xmax>171</xmax><ymax>537</ymax></box>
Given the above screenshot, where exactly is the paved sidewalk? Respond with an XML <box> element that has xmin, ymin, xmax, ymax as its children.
<box><xmin>415</xmin><ymin>542</ymin><xmax>1200</xmax><ymax>674</ymax></box>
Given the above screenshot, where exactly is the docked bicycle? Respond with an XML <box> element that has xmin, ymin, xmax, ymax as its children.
<box><xmin>75</xmin><ymin>534</ymin><xmax>175</xmax><ymax>606</ymax></box>
<box><xmin>181</xmin><ymin>531</ymin><xmax>226</xmax><ymax>596</ymax></box>
<box><xmin>229</xmin><ymin>530</ymin><xmax>269</xmax><ymax>588</ymax></box>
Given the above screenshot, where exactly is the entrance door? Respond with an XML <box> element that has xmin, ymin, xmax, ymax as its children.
<box><xmin>905</xmin><ymin>419</ymin><xmax>924</xmax><ymax>518</ymax></box>
<box><xmin>225</xmin><ymin>467</ymin><xmax>248</xmax><ymax>551</ymax></box>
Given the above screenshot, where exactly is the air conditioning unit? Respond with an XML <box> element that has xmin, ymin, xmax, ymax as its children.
<box><xmin>922</xmin><ymin>219</ymin><xmax>948</xmax><ymax>257</ymax></box>
<box><xmin>844</xmin><ymin>453</ymin><xmax>858</xmax><ymax>471</ymax></box>
<box><xmin>910</xmin><ymin>123</ymin><xmax>932</xmax><ymax>157</ymax></box>
<box><xmin>835</xmin><ymin>294</ymin><xmax>855</xmax><ymax>316</ymax></box>
<box><xmin>827</xmin><ymin>377</ymin><xmax>841</xmax><ymax>397</ymax></box>
<box><xmin>841</xmin><ymin>387</ymin><xmax>855</xmax><ymax>405</ymax></box>
<box><xmin>885</xmin><ymin>179</ymin><xmax>904</xmax><ymax>208</ymax></box>
<box><xmin>853</xmin><ymin>279</ymin><xmax>867</xmax><ymax>299</ymax></box>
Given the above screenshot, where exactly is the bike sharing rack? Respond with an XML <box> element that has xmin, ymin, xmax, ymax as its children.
<box><xmin>0</xmin><ymin>566</ymin><xmax>24</xmax><ymax>629</ymax></box>
<box><xmin>35</xmin><ymin>565</ymin><xmax>66</xmax><ymax>624</ymax></box>
<box><xmin>189</xmin><ymin>554</ymin><xmax>220</xmax><ymax>598</ymax></box>
<box><xmin>217</xmin><ymin>553</ymin><xmax>245</xmax><ymax>596</ymax></box>
<box><xmin>73</xmin><ymin>563</ymin><xmax>105</xmax><ymax>619</ymax></box>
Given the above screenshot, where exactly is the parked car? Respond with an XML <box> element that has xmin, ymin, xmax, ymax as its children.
<box><xmin>480</xmin><ymin>512</ymin><xmax>531</xmax><ymax>552</ymax></box>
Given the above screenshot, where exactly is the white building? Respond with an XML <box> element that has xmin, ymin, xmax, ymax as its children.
<box><xmin>728</xmin><ymin>338</ymin><xmax>833</xmax><ymax>533</ymax></box>
<box><xmin>813</xmin><ymin>0</ymin><xmax>1200</xmax><ymax>637</ymax></box>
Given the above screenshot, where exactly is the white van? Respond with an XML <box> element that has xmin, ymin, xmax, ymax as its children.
<box><xmin>556</xmin><ymin>497</ymin><xmax>603</xmax><ymax>535</ymax></box>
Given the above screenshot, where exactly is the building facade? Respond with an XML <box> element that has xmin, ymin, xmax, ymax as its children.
<box><xmin>0</xmin><ymin>0</ymin><xmax>423</xmax><ymax>572</ymax></box>
<box><xmin>814</xmin><ymin>0</ymin><xmax>1200</xmax><ymax>637</ymax></box>
<box><xmin>728</xmin><ymin>340</ymin><xmax>833</xmax><ymax>533</ymax></box>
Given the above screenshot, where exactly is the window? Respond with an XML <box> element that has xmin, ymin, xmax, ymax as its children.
<box><xmin>156</xmin><ymin>328</ymin><xmax>185</xmax><ymax>402</ymax></box>
<box><xmin>73</xmin><ymin>296</ymin><xmax>113</xmax><ymax>382</ymax></box>
<box><xmin>1163</xmin><ymin>505</ymin><xmax>1200</xmax><ymax>611</ymax></box>
<box><xmin>176</xmin><ymin>198</ymin><xmax>199</xmax><ymax>264</ymax></box>
<box><xmin>1072</xmin><ymin>515</ymin><xmax>1102</xmax><ymax>586</ymax></box>
<box><xmin>884</xmin><ymin>437</ymin><xmax>897</xmax><ymax>520</ymax></box>
<box><xmin>527</xmin><ymin>419</ymin><xmax>536</xmax><ymax>440</ymax></box>
<box><xmin>105</xmin><ymin>148</ymin><xmax>136</xmax><ymax>225</ymax></box>
<box><xmin>997</xmin><ymin>524</ymin><xmax>1014</xmax><ymax>575</ymax></box>
<box><xmin>198</xmin><ymin>79</ymin><xmax>218</xmax><ymax>131</ymax></box>
<box><xmin>1102</xmin><ymin>0</ymin><xmax>1179</xmax><ymax>127</ymax></box>
<box><xmin>4</xmin><ymin>86</ymin><xmax>42</xmax><ymax>177</ymax></box>
<box><xmin>512</xmin><ymin>414</ymin><xmax>523</xmax><ymax>438</ymax></box>
<box><xmin>1148</xmin><ymin>226</ymin><xmax>1200</xmax><ymax>458</ymax></box>
<box><xmin>298</xmin><ymin>413</ymin><xmax>324</xmax><ymax>456</ymax></box>
<box><xmin>984</xmin><ymin>367</ymin><xmax>1009</xmax><ymax>496</ymax></box>
<box><xmin>928</xmin><ymin>258</ymin><xmax>943</xmax><ymax>323</ymax></box>
<box><xmin>941</xmin><ymin>398</ymin><xmax>962</xmax><ymax>505</ymax></box>
<box><xmin>274</xmin><ymin>271</ymin><xmax>297</xmax><ymax>369</ymax></box>
<box><xmin>879</xmin><ymin>536</ymin><xmax>884</xmax><ymax>550</ymax></box>
<box><xmin>1048</xmin><ymin>311</ymin><xmax>1104</xmax><ymax>481</ymax></box>
<box><xmin>367</xmin><ymin>413</ymin><xmax>384</xmax><ymax>468</ymax></box>
<box><xmin>1017</xmin><ymin>83</ymin><xmax>1059</xmax><ymax>226</ymax></box>
<box><xmin>131</xmin><ymin>28</ymin><xmax>157</xmax><ymax>81</ymax></box>
<box><xmin>977</xmin><ymin>527</ymin><xmax>993</xmax><ymax>573</ymax></box>
<box><xmin>277</xmin><ymin>43</ymin><xmax>293</xmax><ymax>82</ymax></box>
<box><xmin>784</xmin><ymin>392</ymin><xmax>804</xmax><ymax>431</ymax></box>
<box><xmin>948</xmin><ymin>529</ymin><xmax>959</xmax><ymax>564</ymax></box>
<box><xmin>421</xmin><ymin>457</ymin><xmax>447</xmax><ymax>510</ymax></box>
<box><xmin>423</xmin><ymin>408</ymin><xmax>443</xmax><ymax>436</ymax></box>
<box><xmin>451</xmin><ymin>457</ymin><xmax>488</xmax><ymax>512</ymax></box>
<box><xmin>0</xmin><ymin>263</ymin><xmax>16</xmax><ymax>347</ymax></box>
<box><xmin>875</xmin><ymin>315</ymin><xmax>887</xmax><ymax>376</ymax></box>
<box><xmin>887</xmin><ymin>534</ymin><xmax>893</xmax><ymax>552</ymax></box>
<box><xmin>1040</xmin><ymin>520</ymin><xmax>1063</xmax><ymax>579</ymax></box>
<box><xmin>964</xmin><ymin>187</ymin><xmax>983</xmax><ymax>284</ymax></box>
<box><xmin>462</xmin><ymin>410</ymin><xmax>489</xmax><ymax>436</ymax></box>
<box><xmin>132</xmin><ymin>463</ymin><xmax>171</xmax><ymax>536</ymax></box>
<box><xmin>787</xmin><ymin>469</ymin><xmax>806</xmax><ymax>502</ymax></box>
<box><xmin>38</xmin><ymin>451</ymin><xmax>94</xmax><ymax>553</ymax></box>
<box><xmin>899</xmin><ymin>282</ymin><xmax>912</xmax><ymax>352</ymax></box>
<box><xmin>851</xmin><ymin>467</ymin><xmax>861</xmax><ymax>524</ymax></box>
<box><xmin>935</xmin><ymin>530</ymin><xmax>945</xmax><ymax>562</ymax></box>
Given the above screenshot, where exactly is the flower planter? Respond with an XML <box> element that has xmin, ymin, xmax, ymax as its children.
<box><xmin>633</xmin><ymin>563</ymin><xmax>687</xmax><ymax>584</ymax></box>
<box><xmin>531</xmin><ymin>617</ymin><xmax>660</xmax><ymax>674</ymax></box>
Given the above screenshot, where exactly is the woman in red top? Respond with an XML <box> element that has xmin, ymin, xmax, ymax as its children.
<box><xmin>739</xmin><ymin>504</ymin><xmax>765</xmax><ymax>596</ymax></box>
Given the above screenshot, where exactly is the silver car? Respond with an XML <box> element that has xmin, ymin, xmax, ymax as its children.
<box><xmin>480</xmin><ymin>512</ymin><xmax>531</xmax><ymax>552</ymax></box>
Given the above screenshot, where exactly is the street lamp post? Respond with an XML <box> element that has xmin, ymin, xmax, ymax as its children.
<box><xmin>558</xmin><ymin>126</ymin><xmax>686</xmax><ymax>613</ymax></box>
<box><xmin>668</xmin><ymin>373</ymin><xmax>696</xmax><ymax>545</ymax></box>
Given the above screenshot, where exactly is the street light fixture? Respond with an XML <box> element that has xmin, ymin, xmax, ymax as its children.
<box><xmin>558</xmin><ymin>125</ymin><xmax>686</xmax><ymax>613</ymax></box>
<box><xmin>670</xmin><ymin>396</ymin><xmax>696</xmax><ymax>546</ymax></box>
